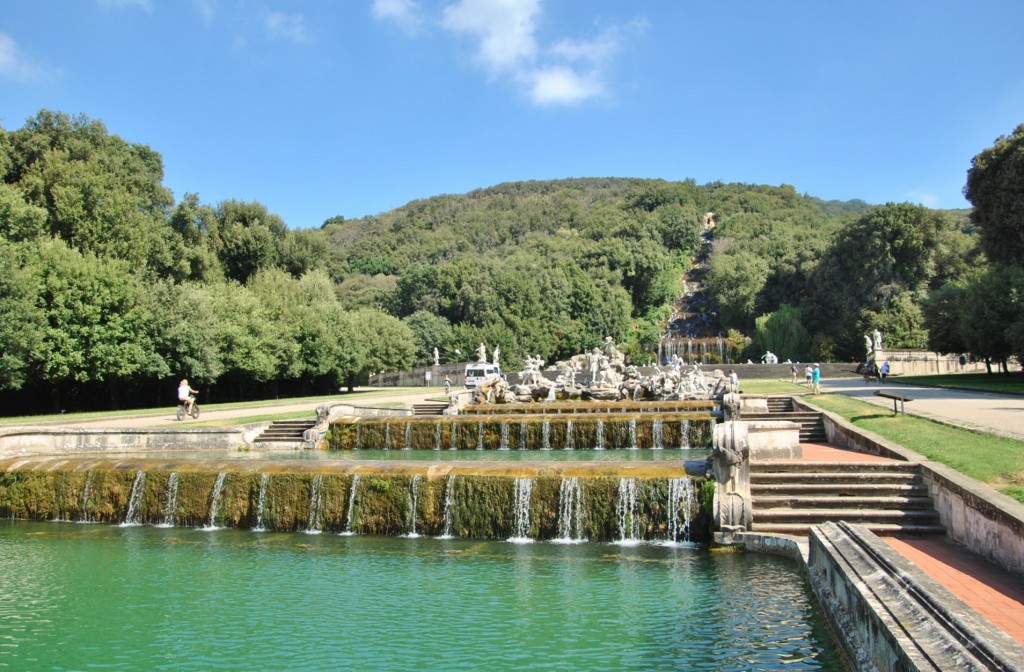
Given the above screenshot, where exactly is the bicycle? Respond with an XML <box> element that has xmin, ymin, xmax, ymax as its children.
<box><xmin>176</xmin><ymin>394</ymin><xmax>200</xmax><ymax>421</ymax></box>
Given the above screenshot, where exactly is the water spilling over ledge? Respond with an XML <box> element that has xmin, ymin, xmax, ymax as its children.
<box><xmin>0</xmin><ymin>455</ymin><xmax>709</xmax><ymax>543</ymax></box>
<box><xmin>325</xmin><ymin>412</ymin><xmax>714</xmax><ymax>451</ymax></box>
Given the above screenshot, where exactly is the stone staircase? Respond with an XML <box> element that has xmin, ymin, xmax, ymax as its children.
<box><xmin>253</xmin><ymin>419</ymin><xmax>317</xmax><ymax>444</ymax></box>
<box><xmin>750</xmin><ymin>461</ymin><xmax>944</xmax><ymax>536</ymax></box>
<box><xmin>413</xmin><ymin>402</ymin><xmax>448</xmax><ymax>416</ymax></box>
<box><xmin>744</xmin><ymin>396</ymin><xmax>827</xmax><ymax>443</ymax></box>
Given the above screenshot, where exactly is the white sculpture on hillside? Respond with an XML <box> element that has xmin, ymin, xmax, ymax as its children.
<box><xmin>477</xmin><ymin>342</ymin><xmax>487</xmax><ymax>363</ymax></box>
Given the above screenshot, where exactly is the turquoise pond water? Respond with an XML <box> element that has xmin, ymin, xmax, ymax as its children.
<box><xmin>0</xmin><ymin>520</ymin><xmax>844</xmax><ymax>671</ymax></box>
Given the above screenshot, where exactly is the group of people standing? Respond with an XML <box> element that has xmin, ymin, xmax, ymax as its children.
<box><xmin>790</xmin><ymin>363</ymin><xmax>821</xmax><ymax>394</ymax></box>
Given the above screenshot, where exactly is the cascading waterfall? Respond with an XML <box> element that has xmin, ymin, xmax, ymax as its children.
<box><xmin>509</xmin><ymin>478</ymin><xmax>534</xmax><ymax>543</ymax></box>
<box><xmin>355</xmin><ymin>423</ymin><xmax>362</xmax><ymax>448</ymax></box>
<box><xmin>304</xmin><ymin>473</ymin><xmax>324</xmax><ymax>534</ymax></box>
<box><xmin>595</xmin><ymin>420</ymin><xmax>605</xmax><ymax>450</ymax></box>
<box><xmin>519</xmin><ymin>421</ymin><xmax>528</xmax><ymax>451</ymax></box>
<box><xmin>404</xmin><ymin>474</ymin><xmax>421</xmax><ymax>538</ymax></box>
<box><xmin>564</xmin><ymin>420</ymin><xmax>574</xmax><ymax>451</ymax></box>
<box><xmin>438</xmin><ymin>474</ymin><xmax>457</xmax><ymax>539</ymax></box>
<box><xmin>476</xmin><ymin>422</ymin><xmax>484</xmax><ymax>451</ymax></box>
<box><xmin>542</xmin><ymin>420</ymin><xmax>551</xmax><ymax>450</ymax></box>
<box><xmin>499</xmin><ymin>423</ymin><xmax>510</xmax><ymax>451</ymax></box>
<box><xmin>665</xmin><ymin>477</ymin><xmax>696</xmax><ymax>544</ymax></box>
<box><xmin>384</xmin><ymin>423</ymin><xmax>391</xmax><ymax>450</ymax></box>
<box><xmin>680</xmin><ymin>419</ymin><xmax>691</xmax><ymax>449</ymax></box>
<box><xmin>403</xmin><ymin>422</ymin><xmax>412</xmax><ymax>450</ymax></box>
<box><xmin>628</xmin><ymin>419</ymin><xmax>638</xmax><ymax>450</ymax></box>
<box><xmin>652</xmin><ymin>420</ymin><xmax>664</xmax><ymax>450</ymax></box>
<box><xmin>203</xmin><ymin>472</ymin><xmax>227</xmax><ymax>530</ymax></box>
<box><xmin>121</xmin><ymin>471</ymin><xmax>147</xmax><ymax>527</ymax></box>
<box><xmin>253</xmin><ymin>473</ymin><xmax>270</xmax><ymax>532</ymax></box>
<box><xmin>553</xmin><ymin>477</ymin><xmax>586</xmax><ymax>543</ymax></box>
<box><xmin>157</xmin><ymin>472</ymin><xmax>180</xmax><ymax>528</ymax></box>
<box><xmin>434</xmin><ymin>423</ymin><xmax>442</xmax><ymax>451</ymax></box>
<box><xmin>79</xmin><ymin>471</ymin><xmax>94</xmax><ymax>523</ymax></box>
<box><xmin>340</xmin><ymin>474</ymin><xmax>360</xmax><ymax>536</ymax></box>
<box><xmin>614</xmin><ymin>477</ymin><xmax>640</xmax><ymax>545</ymax></box>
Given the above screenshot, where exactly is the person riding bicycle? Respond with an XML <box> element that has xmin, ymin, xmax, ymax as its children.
<box><xmin>178</xmin><ymin>378</ymin><xmax>198</xmax><ymax>414</ymax></box>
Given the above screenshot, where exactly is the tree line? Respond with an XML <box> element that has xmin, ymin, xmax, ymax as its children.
<box><xmin>1</xmin><ymin>110</ymin><xmax>1020</xmax><ymax>413</ymax></box>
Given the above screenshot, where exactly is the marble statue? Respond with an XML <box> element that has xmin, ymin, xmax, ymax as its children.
<box><xmin>433</xmin><ymin>347</ymin><xmax>439</xmax><ymax>366</ymax></box>
<box><xmin>492</xmin><ymin>346</ymin><xmax>500</xmax><ymax>366</ymax></box>
<box><xmin>477</xmin><ymin>342</ymin><xmax>487</xmax><ymax>363</ymax></box>
<box><xmin>873</xmin><ymin>329</ymin><xmax>882</xmax><ymax>351</ymax></box>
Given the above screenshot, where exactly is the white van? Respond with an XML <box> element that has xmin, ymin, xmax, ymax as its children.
<box><xmin>464</xmin><ymin>363</ymin><xmax>502</xmax><ymax>388</ymax></box>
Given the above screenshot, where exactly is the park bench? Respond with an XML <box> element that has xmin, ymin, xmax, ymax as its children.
<box><xmin>874</xmin><ymin>390</ymin><xmax>913</xmax><ymax>415</ymax></box>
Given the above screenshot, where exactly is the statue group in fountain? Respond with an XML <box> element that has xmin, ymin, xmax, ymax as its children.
<box><xmin>467</xmin><ymin>337</ymin><xmax>731</xmax><ymax>406</ymax></box>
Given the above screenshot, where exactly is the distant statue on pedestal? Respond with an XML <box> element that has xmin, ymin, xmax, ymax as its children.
<box><xmin>873</xmin><ymin>329</ymin><xmax>883</xmax><ymax>351</ymax></box>
<box><xmin>477</xmin><ymin>343</ymin><xmax>487</xmax><ymax>363</ymax></box>
<box><xmin>865</xmin><ymin>334</ymin><xmax>873</xmax><ymax>359</ymax></box>
<box><xmin>492</xmin><ymin>346</ymin><xmax>500</xmax><ymax>366</ymax></box>
<box><xmin>433</xmin><ymin>347</ymin><xmax>439</xmax><ymax>366</ymax></box>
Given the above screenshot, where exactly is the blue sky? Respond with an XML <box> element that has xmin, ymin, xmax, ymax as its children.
<box><xmin>2</xmin><ymin>1</ymin><xmax>1023</xmax><ymax>229</ymax></box>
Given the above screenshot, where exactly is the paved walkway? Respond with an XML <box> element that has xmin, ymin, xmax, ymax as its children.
<box><xmin>817</xmin><ymin>377</ymin><xmax>1024</xmax><ymax>441</ymax></box>
<box><xmin>30</xmin><ymin>388</ymin><xmax>443</xmax><ymax>430</ymax></box>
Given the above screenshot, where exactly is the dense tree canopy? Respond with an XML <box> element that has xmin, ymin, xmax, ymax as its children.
<box><xmin>1</xmin><ymin>108</ymin><xmax>1011</xmax><ymax>411</ymax></box>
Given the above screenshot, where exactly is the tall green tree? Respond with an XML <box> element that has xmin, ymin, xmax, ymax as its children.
<box><xmin>25</xmin><ymin>239</ymin><xmax>167</xmax><ymax>408</ymax></box>
<box><xmin>5</xmin><ymin>110</ymin><xmax>175</xmax><ymax>269</ymax></box>
<box><xmin>0</xmin><ymin>240</ymin><xmax>46</xmax><ymax>390</ymax></box>
<box><xmin>964</xmin><ymin>123</ymin><xmax>1024</xmax><ymax>266</ymax></box>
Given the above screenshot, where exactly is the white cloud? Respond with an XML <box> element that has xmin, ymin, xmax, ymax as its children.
<box><xmin>525</xmin><ymin>66</ymin><xmax>602</xmax><ymax>105</ymax></box>
<box><xmin>266</xmin><ymin>12</ymin><xmax>308</xmax><ymax>43</ymax></box>
<box><xmin>96</xmin><ymin>0</ymin><xmax>153</xmax><ymax>11</ymax></box>
<box><xmin>904</xmin><ymin>189</ymin><xmax>940</xmax><ymax>209</ymax></box>
<box><xmin>435</xmin><ymin>0</ymin><xmax>641</xmax><ymax>106</ymax></box>
<box><xmin>442</xmin><ymin>0</ymin><xmax>540</xmax><ymax>75</ymax></box>
<box><xmin>0</xmin><ymin>32</ymin><xmax>50</xmax><ymax>82</ymax></box>
<box><xmin>372</xmin><ymin>0</ymin><xmax>424</xmax><ymax>34</ymax></box>
<box><xmin>193</xmin><ymin>0</ymin><xmax>216</xmax><ymax>24</ymax></box>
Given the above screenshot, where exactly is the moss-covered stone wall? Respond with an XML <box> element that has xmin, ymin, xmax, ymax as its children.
<box><xmin>325</xmin><ymin>413</ymin><xmax>713</xmax><ymax>451</ymax></box>
<box><xmin>0</xmin><ymin>467</ymin><xmax>709</xmax><ymax>543</ymax></box>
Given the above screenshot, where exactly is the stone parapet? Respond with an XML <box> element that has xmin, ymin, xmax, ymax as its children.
<box><xmin>808</xmin><ymin>521</ymin><xmax>1024</xmax><ymax>671</ymax></box>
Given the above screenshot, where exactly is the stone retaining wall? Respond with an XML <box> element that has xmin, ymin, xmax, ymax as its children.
<box><xmin>795</xmin><ymin>396</ymin><xmax>1024</xmax><ymax>578</ymax></box>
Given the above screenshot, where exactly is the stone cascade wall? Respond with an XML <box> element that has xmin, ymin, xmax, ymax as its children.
<box><xmin>0</xmin><ymin>466</ymin><xmax>709</xmax><ymax>543</ymax></box>
<box><xmin>325</xmin><ymin>413</ymin><xmax>714</xmax><ymax>451</ymax></box>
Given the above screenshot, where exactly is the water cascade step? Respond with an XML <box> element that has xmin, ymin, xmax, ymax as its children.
<box><xmin>0</xmin><ymin>459</ymin><xmax>707</xmax><ymax>543</ymax></box>
<box><xmin>750</xmin><ymin>461</ymin><xmax>944</xmax><ymax>536</ymax></box>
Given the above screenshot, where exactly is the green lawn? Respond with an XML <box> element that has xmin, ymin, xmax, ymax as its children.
<box><xmin>739</xmin><ymin>379</ymin><xmax>814</xmax><ymax>395</ymax></box>
<box><xmin>806</xmin><ymin>393</ymin><xmax>1024</xmax><ymax>504</ymax></box>
<box><xmin>895</xmin><ymin>372</ymin><xmax>1024</xmax><ymax>395</ymax></box>
<box><xmin>0</xmin><ymin>388</ymin><xmax>427</xmax><ymax>426</ymax></box>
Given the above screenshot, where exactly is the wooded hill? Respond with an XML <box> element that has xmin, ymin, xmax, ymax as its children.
<box><xmin>0</xmin><ymin>110</ymin><xmax>997</xmax><ymax>413</ymax></box>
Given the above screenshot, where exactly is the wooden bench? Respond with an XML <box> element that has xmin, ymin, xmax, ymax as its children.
<box><xmin>874</xmin><ymin>390</ymin><xmax>913</xmax><ymax>415</ymax></box>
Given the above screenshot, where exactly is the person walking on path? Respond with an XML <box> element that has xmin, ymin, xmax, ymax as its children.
<box><xmin>804</xmin><ymin>364</ymin><xmax>813</xmax><ymax>386</ymax></box>
<box><xmin>880</xmin><ymin>361</ymin><xmax>889</xmax><ymax>383</ymax></box>
<box><xmin>811</xmin><ymin>364</ymin><xmax>821</xmax><ymax>394</ymax></box>
<box><xmin>790</xmin><ymin>363</ymin><xmax>798</xmax><ymax>384</ymax></box>
<box><xmin>729</xmin><ymin>368</ymin><xmax>739</xmax><ymax>393</ymax></box>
